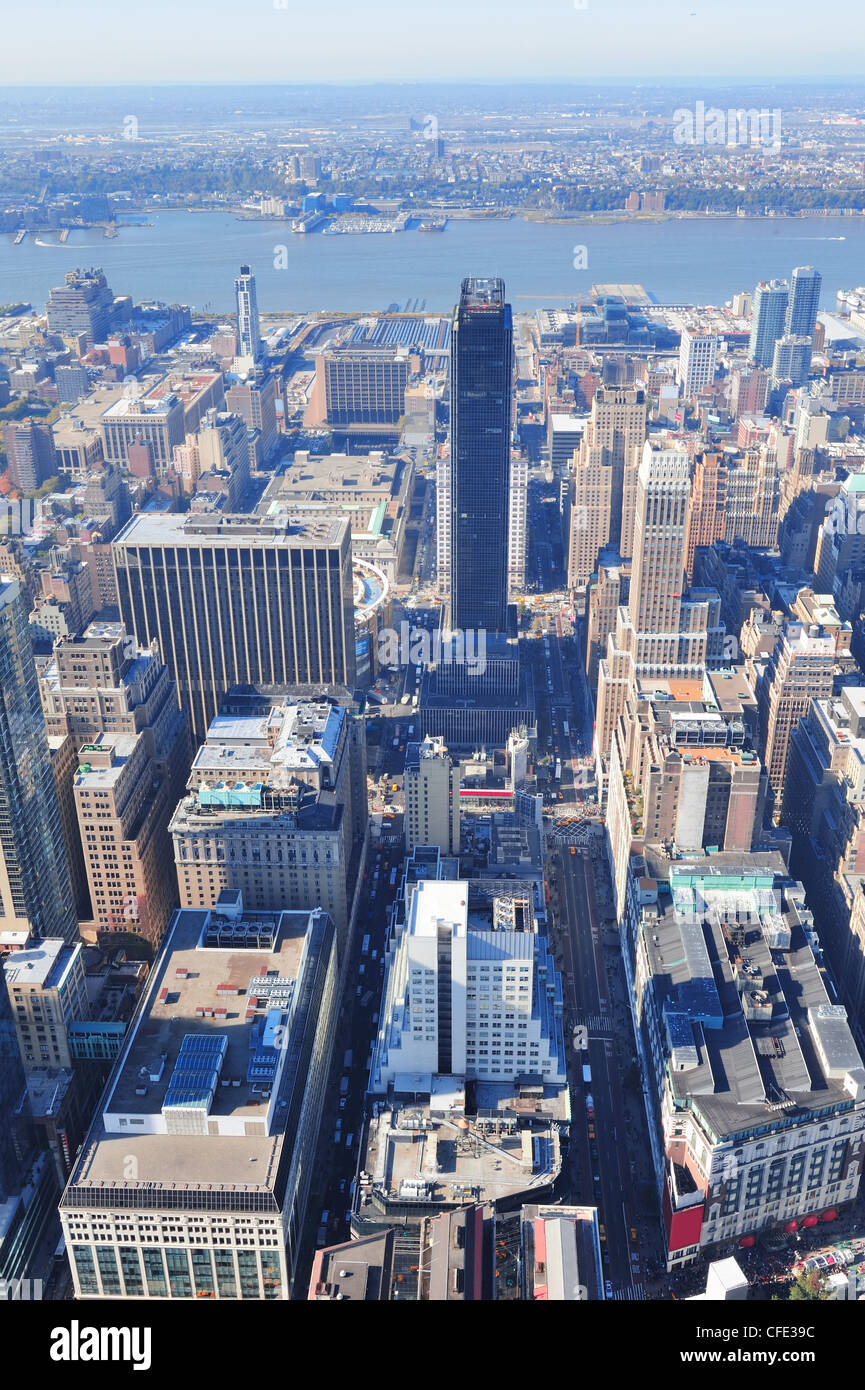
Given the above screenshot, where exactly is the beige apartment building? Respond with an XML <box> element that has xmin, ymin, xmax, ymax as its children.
<box><xmin>74</xmin><ymin>732</ymin><xmax>179</xmax><ymax>949</ymax></box>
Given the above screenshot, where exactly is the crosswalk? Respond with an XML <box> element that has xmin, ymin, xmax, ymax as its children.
<box><xmin>575</xmin><ymin>1013</ymin><xmax>614</xmax><ymax>1033</ymax></box>
<box><xmin>610</xmin><ymin>1283</ymin><xmax>646</xmax><ymax>1300</ymax></box>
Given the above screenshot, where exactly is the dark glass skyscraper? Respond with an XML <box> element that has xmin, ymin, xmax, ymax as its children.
<box><xmin>449</xmin><ymin>277</ymin><xmax>513</xmax><ymax>635</ymax></box>
<box><xmin>0</xmin><ymin>579</ymin><xmax>78</xmax><ymax>943</ymax></box>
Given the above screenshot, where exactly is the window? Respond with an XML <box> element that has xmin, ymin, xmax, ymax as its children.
<box><xmin>97</xmin><ymin>1247</ymin><xmax>122</xmax><ymax>1296</ymax></box>
<box><xmin>213</xmin><ymin>1248</ymin><xmax>237</xmax><ymax>1298</ymax></box>
<box><xmin>120</xmin><ymin>1248</ymin><xmax>144</xmax><ymax>1296</ymax></box>
<box><xmin>73</xmin><ymin>1245</ymin><xmax>99</xmax><ymax>1296</ymax></box>
<box><xmin>166</xmin><ymin>1249</ymin><xmax>192</xmax><ymax>1298</ymax></box>
<box><xmin>142</xmin><ymin>1248</ymin><xmax>167</xmax><ymax>1298</ymax></box>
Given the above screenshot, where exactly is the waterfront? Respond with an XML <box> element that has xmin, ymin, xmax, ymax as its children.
<box><xmin>2</xmin><ymin>210</ymin><xmax>864</xmax><ymax>315</ymax></box>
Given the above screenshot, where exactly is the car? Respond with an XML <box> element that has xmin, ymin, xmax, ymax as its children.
<box><xmin>605</xmin><ymin>1279</ymin><xmax>613</xmax><ymax>1298</ymax></box>
<box><xmin>570</xmin><ymin>846</ymin><xmax>576</xmax><ymax>855</ymax></box>
<box><xmin>338</xmin><ymin>1097</ymin><xmax>346</xmax><ymax>1109</ymax></box>
<box><xmin>593</xmin><ymin>1174</ymin><xmax>600</xmax><ymax>1184</ymax></box>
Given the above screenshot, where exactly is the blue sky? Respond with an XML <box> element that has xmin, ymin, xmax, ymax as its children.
<box><xmin>3</xmin><ymin>0</ymin><xmax>864</xmax><ymax>84</ymax></box>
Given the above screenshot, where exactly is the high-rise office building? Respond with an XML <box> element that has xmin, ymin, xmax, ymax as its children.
<box><xmin>595</xmin><ymin>444</ymin><xmax>709</xmax><ymax>762</ymax></box>
<box><xmin>0</xmin><ymin>579</ymin><xmax>78</xmax><ymax>946</ymax></box>
<box><xmin>60</xmin><ymin>896</ymin><xmax>339</xmax><ymax>1300</ymax></box>
<box><xmin>677</xmin><ymin>329</ymin><xmax>717</xmax><ymax>398</ymax></box>
<box><xmin>567</xmin><ymin>385</ymin><xmax>647</xmax><ymax>588</ymax></box>
<box><xmin>405</xmin><ymin>736</ymin><xmax>461</xmax><ymax>855</ymax></box>
<box><xmin>73</xmin><ymin>733</ymin><xmax>180</xmax><ymax>949</ymax></box>
<box><xmin>786</xmin><ymin>265</ymin><xmax>822</xmax><ymax>339</ymax></box>
<box><xmin>685</xmin><ymin>450</ymin><xmax>727</xmax><ymax>578</ymax></box>
<box><xmin>3</xmin><ymin>420</ymin><xmax>57</xmax><ymax>492</ymax></box>
<box><xmin>100</xmin><ymin>390</ymin><xmax>187</xmax><ymax>474</ymax></box>
<box><xmin>771</xmin><ymin>334</ymin><xmax>813</xmax><ymax>388</ymax></box>
<box><xmin>627</xmin><ymin>445</ymin><xmax>695</xmax><ymax>670</ymax></box>
<box><xmin>46</xmin><ymin>267</ymin><xmax>115</xmax><ymax>347</ymax></box>
<box><xmin>234</xmin><ymin>264</ymin><xmax>261</xmax><ymax>363</ymax></box>
<box><xmin>749</xmin><ymin>279</ymin><xmax>789</xmax><ymax>368</ymax></box>
<box><xmin>320</xmin><ymin>349</ymin><xmax>410</xmax><ymax>431</ymax></box>
<box><xmin>585</xmin><ymin>554</ymin><xmax>625</xmax><ymax>686</ymax></box>
<box><xmin>170</xmin><ymin>696</ymin><xmax>361</xmax><ymax>952</ymax></box>
<box><xmin>224</xmin><ymin>371</ymin><xmax>279</xmax><ymax>462</ymax></box>
<box><xmin>757</xmin><ymin>622</ymin><xmax>834</xmax><ymax>801</ymax></box>
<box><xmin>508</xmin><ymin>453</ymin><xmax>528</xmax><ymax>595</ymax></box>
<box><xmin>449</xmin><ymin>278</ymin><xmax>512</xmax><ymax>635</ymax></box>
<box><xmin>113</xmin><ymin>513</ymin><xmax>355</xmax><ymax>743</ymax></box>
<box><xmin>369</xmin><ymin>878</ymin><xmax>566</xmax><ymax>1091</ymax></box>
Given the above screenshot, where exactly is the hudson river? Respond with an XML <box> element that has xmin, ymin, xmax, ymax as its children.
<box><xmin>2</xmin><ymin>211</ymin><xmax>864</xmax><ymax>314</ymax></box>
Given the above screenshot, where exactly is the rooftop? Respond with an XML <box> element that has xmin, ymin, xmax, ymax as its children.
<box><xmin>3</xmin><ymin>937</ymin><xmax>79</xmax><ymax>991</ymax></box>
<box><xmin>113</xmin><ymin>511</ymin><xmax>349</xmax><ymax>550</ymax></box>
<box><xmin>67</xmin><ymin>900</ymin><xmax>330</xmax><ymax>1192</ymax></box>
<box><xmin>634</xmin><ymin>850</ymin><xmax>865</xmax><ymax>1139</ymax></box>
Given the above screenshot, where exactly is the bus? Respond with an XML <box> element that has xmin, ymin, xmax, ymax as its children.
<box><xmin>361</xmin><ymin>934</ymin><xmax>370</xmax><ymax>956</ymax></box>
<box><xmin>554</xmin><ymin>759</ymin><xmax>562</xmax><ymax>782</ymax></box>
<box><xmin>582</xmin><ymin>1063</ymin><xmax>592</xmax><ymax>1085</ymax></box>
<box><xmin>389</xmin><ymin>867</ymin><xmax>397</xmax><ymax>888</ymax></box>
<box><xmin>563</xmin><ymin>720</ymin><xmax>569</xmax><ymax>737</ymax></box>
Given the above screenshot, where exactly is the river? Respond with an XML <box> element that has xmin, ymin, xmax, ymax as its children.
<box><xmin>2</xmin><ymin>211</ymin><xmax>863</xmax><ymax>315</ymax></box>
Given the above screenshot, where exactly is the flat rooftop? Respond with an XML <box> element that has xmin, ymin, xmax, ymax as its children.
<box><xmin>68</xmin><ymin>904</ymin><xmax>325</xmax><ymax>1192</ymax></box>
<box><xmin>113</xmin><ymin>511</ymin><xmax>349</xmax><ymax>549</ymax></box>
<box><xmin>635</xmin><ymin>850</ymin><xmax>865</xmax><ymax>1139</ymax></box>
<box><xmin>357</xmin><ymin>1082</ymin><xmax>566</xmax><ymax>1213</ymax></box>
<box><xmin>3</xmin><ymin>937</ymin><xmax>77</xmax><ymax>990</ymax></box>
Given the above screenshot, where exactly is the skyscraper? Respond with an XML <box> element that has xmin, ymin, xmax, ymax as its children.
<box><xmin>449</xmin><ymin>278</ymin><xmax>512</xmax><ymax>635</ymax></box>
<box><xmin>234</xmin><ymin>264</ymin><xmax>261</xmax><ymax>362</ymax></box>
<box><xmin>0</xmin><ymin>579</ymin><xmax>78</xmax><ymax>944</ymax></box>
<box><xmin>771</xmin><ymin>334</ymin><xmax>813</xmax><ymax>388</ymax></box>
<box><xmin>113</xmin><ymin>512</ymin><xmax>356</xmax><ymax>743</ymax></box>
<box><xmin>757</xmin><ymin>622</ymin><xmax>834</xmax><ymax>801</ymax></box>
<box><xmin>627</xmin><ymin>445</ymin><xmax>694</xmax><ymax>670</ymax></box>
<box><xmin>46</xmin><ymin>267</ymin><xmax>115</xmax><ymax>346</ymax></box>
<box><xmin>677</xmin><ymin>328</ymin><xmax>717</xmax><ymax>398</ymax></box>
<box><xmin>405</xmin><ymin>736</ymin><xmax>461</xmax><ymax>855</ymax></box>
<box><xmin>749</xmin><ymin>279</ymin><xmax>789</xmax><ymax>368</ymax></box>
<box><xmin>567</xmin><ymin>384</ymin><xmax>647</xmax><ymax>588</ymax></box>
<box><xmin>3</xmin><ymin>420</ymin><xmax>57</xmax><ymax>492</ymax></box>
<box><xmin>595</xmin><ymin>443</ymin><xmax>709</xmax><ymax>760</ymax></box>
<box><xmin>786</xmin><ymin>265</ymin><xmax>822</xmax><ymax>339</ymax></box>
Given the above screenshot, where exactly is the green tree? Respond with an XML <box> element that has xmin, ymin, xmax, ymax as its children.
<box><xmin>788</xmin><ymin>1270</ymin><xmax>829</xmax><ymax>1301</ymax></box>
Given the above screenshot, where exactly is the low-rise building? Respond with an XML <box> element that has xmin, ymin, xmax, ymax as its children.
<box><xmin>618</xmin><ymin>848</ymin><xmax>865</xmax><ymax>1271</ymax></box>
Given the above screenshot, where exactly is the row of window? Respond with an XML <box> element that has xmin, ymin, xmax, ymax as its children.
<box><xmin>73</xmin><ymin>1244</ymin><xmax>283</xmax><ymax>1300</ymax></box>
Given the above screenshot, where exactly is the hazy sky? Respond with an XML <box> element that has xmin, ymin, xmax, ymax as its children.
<box><xmin>3</xmin><ymin>0</ymin><xmax>864</xmax><ymax>85</ymax></box>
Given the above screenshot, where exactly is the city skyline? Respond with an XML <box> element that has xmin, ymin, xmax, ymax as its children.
<box><xmin>3</xmin><ymin>0</ymin><xmax>865</xmax><ymax>1331</ymax></box>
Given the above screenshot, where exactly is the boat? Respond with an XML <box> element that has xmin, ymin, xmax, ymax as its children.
<box><xmin>419</xmin><ymin>219</ymin><xmax>447</xmax><ymax>232</ymax></box>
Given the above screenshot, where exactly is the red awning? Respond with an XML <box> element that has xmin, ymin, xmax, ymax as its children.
<box><xmin>821</xmin><ymin>1209</ymin><xmax>838</xmax><ymax>1222</ymax></box>
<box><xmin>738</xmin><ymin>1235</ymin><xmax>755</xmax><ymax>1248</ymax></box>
<box><xmin>802</xmin><ymin>1215</ymin><xmax>819</xmax><ymax>1228</ymax></box>
<box><xmin>784</xmin><ymin>1221</ymin><xmax>798</xmax><ymax>1233</ymax></box>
